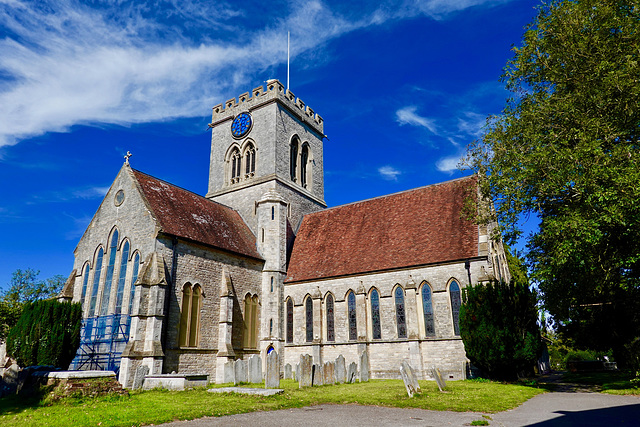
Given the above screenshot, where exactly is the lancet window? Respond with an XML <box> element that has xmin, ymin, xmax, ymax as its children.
<box><xmin>290</xmin><ymin>137</ymin><xmax>299</xmax><ymax>182</ymax></box>
<box><xmin>286</xmin><ymin>298</ymin><xmax>294</xmax><ymax>343</ymax></box>
<box><xmin>88</xmin><ymin>247</ymin><xmax>104</xmax><ymax>316</ymax></box>
<box><xmin>80</xmin><ymin>262</ymin><xmax>90</xmax><ymax>311</ymax></box>
<box><xmin>179</xmin><ymin>283</ymin><xmax>202</xmax><ymax>347</ymax></box>
<box><xmin>243</xmin><ymin>294</ymin><xmax>259</xmax><ymax>348</ymax></box>
<box><xmin>244</xmin><ymin>143</ymin><xmax>256</xmax><ymax>178</ymax></box>
<box><xmin>300</xmin><ymin>144</ymin><xmax>309</xmax><ymax>188</ymax></box>
<box><xmin>395</xmin><ymin>286</ymin><xmax>407</xmax><ymax>339</ymax></box>
<box><xmin>370</xmin><ymin>289</ymin><xmax>381</xmax><ymax>340</ymax></box>
<box><xmin>450</xmin><ymin>280</ymin><xmax>461</xmax><ymax>336</ymax></box>
<box><xmin>114</xmin><ymin>240</ymin><xmax>130</xmax><ymax>315</ymax></box>
<box><xmin>305</xmin><ymin>296</ymin><xmax>313</xmax><ymax>342</ymax></box>
<box><xmin>230</xmin><ymin>148</ymin><xmax>241</xmax><ymax>183</ymax></box>
<box><xmin>326</xmin><ymin>294</ymin><xmax>335</xmax><ymax>342</ymax></box>
<box><xmin>347</xmin><ymin>291</ymin><xmax>357</xmax><ymax>341</ymax></box>
<box><xmin>421</xmin><ymin>282</ymin><xmax>435</xmax><ymax>337</ymax></box>
<box><xmin>100</xmin><ymin>229</ymin><xmax>119</xmax><ymax>316</ymax></box>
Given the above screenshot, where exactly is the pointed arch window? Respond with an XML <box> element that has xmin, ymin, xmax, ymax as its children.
<box><xmin>347</xmin><ymin>291</ymin><xmax>357</xmax><ymax>341</ymax></box>
<box><xmin>326</xmin><ymin>294</ymin><xmax>335</xmax><ymax>342</ymax></box>
<box><xmin>290</xmin><ymin>138</ymin><xmax>299</xmax><ymax>182</ymax></box>
<box><xmin>286</xmin><ymin>298</ymin><xmax>294</xmax><ymax>343</ymax></box>
<box><xmin>89</xmin><ymin>248</ymin><xmax>103</xmax><ymax>316</ymax></box>
<box><xmin>114</xmin><ymin>241</ymin><xmax>130</xmax><ymax>315</ymax></box>
<box><xmin>421</xmin><ymin>282</ymin><xmax>435</xmax><ymax>337</ymax></box>
<box><xmin>305</xmin><ymin>296</ymin><xmax>313</xmax><ymax>342</ymax></box>
<box><xmin>179</xmin><ymin>283</ymin><xmax>201</xmax><ymax>347</ymax></box>
<box><xmin>450</xmin><ymin>281</ymin><xmax>461</xmax><ymax>336</ymax></box>
<box><xmin>395</xmin><ymin>287</ymin><xmax>407</xmax><ymax>338</ymax></box>
<box><xmin>243</xmin><ymin>294</ymin><xmax>259</xmax><ymax>348</ymax></box>
<box><xmin>230</xmin><ymin>148</ymin><xmax>241</xmax><ymax>183</ymax></box>
<box><xmin>370</xmin><ymin>289</ymin><xmax>381</xmax><ymax>339</ymax></box>
<box><xmin>300</xmin><ymin>144</ymin><xmax>309</xmax><ymax>188</ymax></box>
<box><xmin>80</xmin><ymin>262</ymin><xmax>90</xmax><ymax>311</ymax></box>
<box><xmin>100</xmin><ymin>229</ymin><xmax>119</xmax><ymax>316</ymax></box>
<box><xmin>128</xmin><ymin>252</ymin><xmax>140</xmax><ymax>315</ymax></box>
<box><xmin>244</xmin><ymin>143</ymin><xmax>256</xmax><ymax>178</ymax></box>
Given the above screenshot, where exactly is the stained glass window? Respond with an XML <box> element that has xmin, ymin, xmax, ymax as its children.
<box><xmin>100</xmin><ymin>229</ymin><xmax>119</xmax><ymax>316</ymax></box>
<box><xmin>395</xmin><ymin>287</ymin><xmax>407</xmax><ymax>338</ymax></box>
<box><xmin>421</xmin><ymin>282</ymin><xmax>435</xmax><ymax>337</ymax></box>
<box><xmin>80</xmin><ymin>263</ymin><xmax>90</xmax><ymax>311</ymax></box>
<box><xmin>371</xmin><ymin>289</ymin><xmax>381</xmax><ymax>340</ymax></box>
<box><xmin>286</xmin><ymin>298</ymin><xmax>293</xmax><ymax>343</ymax></box>
<box><xmin>348</xmin><ymin>291</ymin><xmax>357</xmax><ymax>341</ymax></box>
<box><xmin>326</xmin><ymin>294</ymin><xmax>335</xmax><ymax>342</ymax></box>
<box><xmin>301</xmin><ymin>145</ymin><xmax>309</xmax><ymax>188</ymax></box>
<box><xmin>450</xmin><ymin>280</ymin><xmax>461</xmax><ymax>336</ymax></box>
<box><xmin>305</xmin><ymin>297</ymin><xmax>313</xmax><ymax>342</ymax></box>
<box><xmin>89</xmin><ymin>247</ymin><xmax>103</xmax><ymax>316</ymax></box>
<box><xmin>114</xmin><ymin>241</ymin><xmax>130</xmax><ymax>315</ymax></box>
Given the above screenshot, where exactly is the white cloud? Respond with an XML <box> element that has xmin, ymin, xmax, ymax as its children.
<box><xmin>395</xmin><ymin>106</ymin><xmax>438</xmax><ymax>134</ymax></box>
<box><xmin>0</xmin><ymin>0</ymin><xmax>509</xmax><ymax>147</ymax></box>
<box><xmin>457</xmin><ymin>111</ymin><xmax>486</xmax><ymax>137</ymax></box>
<box><xmin>436</xmin><ymin>154</ymin><xmax>469</xmax><ymax>173</ymax></box>
<box><xmin>71</xmin><ymin>187</ymin><xmax>110</xmax><ymax>199</ymax></box>
<box><xmin>378</xmin><ymin>165</ymin><xmax>401</xmax><ymax>181</ymax></box>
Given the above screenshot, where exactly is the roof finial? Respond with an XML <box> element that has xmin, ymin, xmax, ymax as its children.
<box><xmin>124</xmin><ymin>151</ymin><xmax>132</xmax><ymax>164</ymax></box>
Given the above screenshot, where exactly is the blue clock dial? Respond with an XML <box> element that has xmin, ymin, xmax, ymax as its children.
<box><xmin>231</xmin><ymin>112</ymin><xmax>252</xmax><ymax>138</ymax></box>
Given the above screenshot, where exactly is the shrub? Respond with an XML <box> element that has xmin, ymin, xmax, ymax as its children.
<box><xmin>459</xmin><ymin>280</ymin><xmax>542</xmax><ymax>381</ymax></box>
<box><xmin>6</xmin><ymin>299</ymin><xmax>82</xmax><ymax>368</ymax></box>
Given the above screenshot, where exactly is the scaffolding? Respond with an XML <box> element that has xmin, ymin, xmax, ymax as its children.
<box><xmin>70</xmin><ymin>314</ymin><xmax>131</xmax><ymax>375</ymax></box>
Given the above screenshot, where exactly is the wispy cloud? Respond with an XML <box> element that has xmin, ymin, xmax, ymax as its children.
<box><xmin>378</xmin><ymin>165</ymin><xmax>401</xmax><ymax>181</ymax></box>
<box><xmin>28</xmin><ymin>185</ymin><xmax>110</xmax><ymax>204</ymax></box>
<box><xmin>0</xmin><ymin>0</ymin><xmax>511</xmax><ymax>147</ymax></box>
<box><xmin>395</xmin><ymin>106</ymin><xmax>438</xmax><ymax>134</ymax></box>
<box><xmin>436</xmin><ymin>154</ymin><xmax>470</xmax><ymax>174</ymax></box>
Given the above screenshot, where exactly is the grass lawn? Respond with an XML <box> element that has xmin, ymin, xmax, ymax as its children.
<box><xmin>561</xmin><ymin>370</ymin><xmax>640</xmax><ymax>395</ymax></box>
<box><xmin>0</xmin><ymin>379</ymin><xmax>545</xmax><ymax>426</ymax></box>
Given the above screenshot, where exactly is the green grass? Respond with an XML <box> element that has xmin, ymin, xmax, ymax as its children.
<box><xmin>561</xmin><ymin>370</ymin><xmax>639</xmax><ymax>395</ymax></box>
<box><xmin>0</xmin><ymin>379</ymin><xmax>545</xmax><ymax>427</ymax></box>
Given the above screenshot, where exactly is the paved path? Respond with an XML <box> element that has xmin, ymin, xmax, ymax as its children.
<box><xmin>159</xmin><ymin>392</ymin><xmax>640</xmax><ymax>427</ymax></box>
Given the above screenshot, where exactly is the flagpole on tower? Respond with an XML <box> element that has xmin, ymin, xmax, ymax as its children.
<box><xmin>287</xmin><ymin>31</ymin><xmax>290</xmax><ymax>91</ymax></box>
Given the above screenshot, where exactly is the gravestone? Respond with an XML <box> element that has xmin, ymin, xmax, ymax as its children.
<box><xmin>1</xmin><ymin>363</ymin><xmax>19</xmax><ymax>396</ymax></box>
<box><xmin>346</xmin><ymin>362</ymin><xmax>358</xmax><ymax>383</ymax></box>
<box><xmin>312</xmin><ymin>363</ymin><xmax>324</xmax><ymax>386</ymax></box>
<box><xmin>223</xmin><ymin>361</ymin><xmax>235</xmax><ymax>383</ymax></box>
<box><xmin>431</xmin><ymin>367</ymin><xmax>447</xmax><ymax>392</ymax></box>
<box><xmin>400</xmin><ymin>361</ymin><xmax>421</xmax><ymax>397</ymax></box>
<box><xmin>265</xmin><ymin>350</ymin><xmax>280</xmax><ymax>389</ymax></box>
<box><xmin>132</xmin><ymin>365</ymin><xmax>149</xmax><ymax>390</ymax></box>
<box><xmin>299</xmin><ymin>354</ymin><xmax>313</xmax><ymax>388</ymax></box>
<box><xmin>335</xmin><ymin>355</ymin><xmax>346</xmax><ymax>384</ymax></box>
<box><xmin>234</xmin><ymin>359</ymin><xmax>248</xmax><ymax>385</ymax></box>
<box><xmin>294</xmin><ymin>363</ymin><xmax>299</xmax><ymax>381</ymax></box>
<box><xmin>284</xmin><ymin>363</ymin><xmax>292</xmax><ymax>379</ymax></box>
<box><xmin>359</xmin><ymin>351</ymin><xmax>370</xmax><ymax>382</ymax></box>
<box><xmin>248</xmin><ymin>355</ymin><xmax>262</xmax><ymax>384</ymax></box>
<box><xmin>323</xmin><ymin>361</ymin><xmax>336</xmax><ymax>385</ymax></box>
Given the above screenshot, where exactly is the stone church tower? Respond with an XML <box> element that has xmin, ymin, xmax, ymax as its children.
<box><xmin>206</xmin><ymin>79</ymin><xmax>327</xmax><ymax>366</ymax></box>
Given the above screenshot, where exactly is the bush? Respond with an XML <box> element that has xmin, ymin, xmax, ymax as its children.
<box><xmin>459</xmin><ymin>280</ymin><xmax>542</xmax><ymax>381</ymax></box>
<box><xmin>6</xmin><ymin>299</ymin><xmax>82</xmax><ymax>368</ymax></box>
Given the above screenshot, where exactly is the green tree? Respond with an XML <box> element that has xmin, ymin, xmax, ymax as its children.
<box><xmin>6</xmin><ymin>299</ymin><xmax>82</xmax><ymax>368</ymax></box>
<box><xmin>465</xmin><ymin>0</ymin><xmax>640</xmax><ymax>367</ymax></box>
<box><xmin>0</xmin><ymin>269</ymin><xmax>65</xmax><ymax>338</ymax></box>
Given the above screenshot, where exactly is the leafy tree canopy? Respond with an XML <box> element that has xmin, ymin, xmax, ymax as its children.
<box><xmin>466</xmin><ymin>0</ymin><xmax>640</xmax><ymax>366</ymax></box>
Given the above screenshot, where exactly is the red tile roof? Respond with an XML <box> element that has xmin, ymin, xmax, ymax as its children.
<box><xmin>285</xmin><ymin>176</ymin><xmax>478</xmax><ymax>283</ymax></box>
<box><xmin>131</xmin><ymin>169</ymin><xmax>262</xmax><ymax>260</ymax></box>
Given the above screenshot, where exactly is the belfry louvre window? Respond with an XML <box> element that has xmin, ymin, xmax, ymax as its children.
<box><xmin>450</xmin><ymin>280</ymin><xmax>461</xmax><ymax>336</ymax></box>
<box><xmin>395</xmin><ymin>286</ymin><xmax>407</xmax><ymax>339</ymax></box>
<box><xmin>179</xmin><ymin>283</ymin><xmax>202</xmax><ymax>347</ymax></box>
<box><xmin>300</xmin><ymin>144</ymin><xmax>309</xmax><ymax>188</ymax></box>
<box><xmin>244</xmin><ymin>144</ymin><xmax>256</xmax><ymax>178</ymax></box>
<box><xmin>421</xmin><ymin>282</ymin><xmax>435</xmax><ymax>337</ymax></box>
<box><xmin>370</xmin><ymin>289</ymin><xmax>381</xmax><ymax>340</ymax></box>
<box><xmin>305</xmin><ymin>297</ymin><xmax>313</xmax><ymax>342</ymax></box>
<box><xmin>326</xmin><ymin>294</ymin><xmax>335</xmax><ymax>342</ymax></box>
<box><xmin>347</xmin><ymin>291</ymin><xmax>357</xmax><ymax>341</ymax></box>
<box><xmin>286</xmin><ymin>298</ymin><xmax>294</xmax><ymax>343</ymax></box>
<box><xmin>243</xmin><ymin>294</ymin><xmax>259</xmax><ymax>349</ymax></box>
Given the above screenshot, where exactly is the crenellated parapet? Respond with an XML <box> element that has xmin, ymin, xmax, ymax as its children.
<box><xmin>210</xmin><ymin>79</ymin><xmax>324</xmax><ymax>135</ymax></box>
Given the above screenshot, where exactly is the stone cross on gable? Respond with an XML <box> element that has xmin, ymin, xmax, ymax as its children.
<box><xmin>124</xmin><ymin>151</ymin><xmax>132</xmax><ymax>164</ymax></box>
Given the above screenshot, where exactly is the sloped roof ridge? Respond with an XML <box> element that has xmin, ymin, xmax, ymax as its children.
<box><xmin>318</xmin><ymin>174</ymin><xmax>475</xmax><ymax>213</ymax></box>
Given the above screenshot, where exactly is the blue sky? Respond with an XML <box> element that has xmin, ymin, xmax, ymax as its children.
<box><xmin>0</xmin><ymin>0</ymin><xmax>538</xmax><ymax>289</ymax></box>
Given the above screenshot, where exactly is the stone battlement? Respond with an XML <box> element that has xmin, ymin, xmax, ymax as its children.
<box><xmin>211</xmin><ymin>79</ymin><xmax>324</xmax><ymax>135</ymax></box>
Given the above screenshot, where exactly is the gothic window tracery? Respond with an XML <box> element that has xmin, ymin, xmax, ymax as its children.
<box><xmin>244</xmin><ymin>143</ymin><xmax>256</xmax><ymax>178</ymax></box>
<box><xmin>395</xmin><ymin>286</ymin><xmax>407</xmax><ymax>339</ymax></box>
<box><xmin>305</xmin><ymin>296</ymin><xmax>313</xmax><ymax>342</ymax></box>
<box><xmin>450</xmin><ymin>280</ymin><xmax>461</xmax><ymax>336</ymax></box>
<box><xmin>179</xmin><ymin>283</ymin><xmax>202</xmax><ymax>347</ymax></box>
<box><xmin>421</xmin><ymin>282</ymin><xmax>435</xmax><ymax>337</ymax></box>
<box><xmin>347</xmin><ymin>291</ymin><xmax>357</xmax><ymax>341</ymax></box>
<box><xmin>286</xmin><ymin>298</ymin><xmax>294</xmax><ymax>343</ymax></box>
<box><xmin>370</xmin><ymin>289</ymin><xmax>381</xmax><ymax>340</ymax></box>
<box><xmin>326</xmin><ymin>293</ymin><xmax>335</xmax><ymax>342</ymax></box>
<box><xmin>230</xmin><ymin>148</ymin><xmax>241</xmax><ymax>183</ymax></box>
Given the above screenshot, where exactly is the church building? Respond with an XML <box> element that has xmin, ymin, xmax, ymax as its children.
<box><xmin>60</xmin><ymin>80</ymin><xmax>510</xmax><ymax>388</ymax></box>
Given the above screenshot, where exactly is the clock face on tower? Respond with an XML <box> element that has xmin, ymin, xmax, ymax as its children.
<box><xmin>231</xmin><ymin>112</ymin><xmax>252</xmax><ymax>138</ymax></box>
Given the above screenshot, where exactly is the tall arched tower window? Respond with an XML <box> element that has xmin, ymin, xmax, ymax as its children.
<box><xmin>370</xmin><ymin>289</ymin><xmax>381</xmax><ymax>340</ymax></box>
<box><xmin>305</xmin><ymin>296</ymin><xmax>313</xmax><ymax>342</ymax></box>
<box><xmin>244</xmin><ymin>142</ymin><xmax>256</xmax><ymax>178</ymax></box>
<box><xmin>421</xmin><ymin>282</ymin><xmax>435</xmax><ymax>337</ymax></box>
<box><xmin>300</xmin><ymin>144</ymin><xmax>309</xmax><ymax>188</ymax></box>
<box><xmin>395</xmin><ymin>286</ymin><xmax>407</xmax><ymax>338</ymax></box>
<box><xmin>326</xmin><ymin>293</ymin><xmax>335</xmax><ymax>342</ymax></box>
<box><xmin>450</xmin><ymin>280</ymin><xmax>461</xmax><ymax>336</ymax></box>
<box><xmin>347</xmin><ymin>291</ymin><xmax>357</xmax><ymax>341</ymax></box>
<box><xmin>286</xmin><ymin>298</ymin><xmax>294</xmax><ymax>343</ymax></box>
<box><xmin>290</xmin><ymin>137</ymin><xmax>299</xmax><ymax>182</ymax></box>
<box><xmin>230</xmin><ymin>148</ymin><xmax>241</xmax><ymax>183</ymax></box>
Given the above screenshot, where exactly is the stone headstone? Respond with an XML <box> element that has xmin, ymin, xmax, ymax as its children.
<box><xmin>299</xmin><ymin>354</ymin><xmax>313</xmax><ymax>388</ymax></box>
<box><xmin>431</xmin><ymin>367</ymin><xmax>447</xmax><ymax>392</ymax></box>
<box><xmin>248</xmin><ymin>355</ymin><xmax>262</xmax><ymax>384</ymax></box>
<box><xmin>323</xmin><ymin>361</ymin><xmax>336</xmax><ymax>385</ymax></box>
<box><xmin>335</xmin><ymin>355</ymin><xmax>346</xmax><ymax>384</ymax></box>
<box><xmin>294</xmin><ymin>363</ymin><xmax>299</xmax><ymax>381</ymax></box>
<box><xmin>400</xmin><ymin>361</ymin><xmax>421</xmax><ymax>397</ymax></box>
<box><xmin>359</xmin><ymin>351</ymin><xmax>369</xmax><ymax>382</ymax></box>
<box><xmin>132</xmin><ymin>365</ymin><xmax>149</xmax><ymax>390</ymax></box>
<box><xmin>284</xmin><ymin>363</ymin><xmax>292</xmax><ymax>379</ymax></box>
<box><xmin>265</xmin><ymin>350</ymin><xmax>280</xmax><ymax>389</ymax></box>
<box><xmin>312</xmin><ymin>363</ymin><xmax>324</xmax><ymax>386</ymax></box>
<box><xmin>234</xmin><ymin>359</ymin><xmax>248</xmax><ymax>385</ymax></box>
<box><xmin>1</xmin><ymin>363</ymin><xmax>19</xmax><ymax>396</ymax></box>
<box><xmin>223</xmin><ymin>361</ymin><xmax>235</xmax><ymax>383</ymax></box>
<box><xmin>346</xmin><ymin>362</ymin><xmax>358</xmax><ymax>383</ymax></box>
